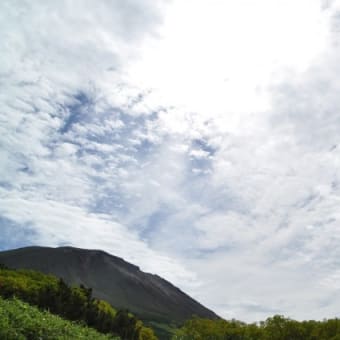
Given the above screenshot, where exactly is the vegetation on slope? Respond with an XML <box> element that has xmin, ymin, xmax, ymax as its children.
<box><xmin>0</xmin><ymin>265</ymin><xmax>157</xmax><ymax>340</ymax></box>
<box><xmin>0</xmin><ymin>296</ymin><xmax>117</xmax><ymax>340</ymax></box>
<box><xmin>172</xmin><ymin>316</ymin><xmax>340</xmax><ymax>340</ymax></box>
<box><xmin>145</xmin><ymin>321</ymin><xmax>177</xmax><ymax>340</ymax></box>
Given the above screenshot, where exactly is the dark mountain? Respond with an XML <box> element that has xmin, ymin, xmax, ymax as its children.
<box><xmin>0</xmin><ymin>246</ymin><xmax>218</xmax><ymax>325</ymax></box>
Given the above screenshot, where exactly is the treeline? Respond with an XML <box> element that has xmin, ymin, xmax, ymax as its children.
<box><xmin>0</xmin><ymin>265</ymin><xmax>157</xmax><ymax>340</ymax></box>
<box><xmin>172</xmin><ymin>316</ymin><xmax>340</xmax><ymax>340</ymax></box>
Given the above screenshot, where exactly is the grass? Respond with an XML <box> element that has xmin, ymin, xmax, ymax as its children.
<box><xmin>0</xmin><ymin>296</ymin><xmax>119</xmax><ymax>340</ymax></box>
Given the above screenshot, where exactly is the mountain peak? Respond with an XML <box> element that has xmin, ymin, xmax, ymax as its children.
<box><xmin>0</xmin><ymin>246</ymin><xmax>218</xmax><ymax>324</ymax></box>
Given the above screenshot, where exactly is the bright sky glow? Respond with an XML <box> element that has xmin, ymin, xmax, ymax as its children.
<box><xmin>130</xmin><ymin>0</ymin><xmax>330</xmax><ymax>116</ymax></box>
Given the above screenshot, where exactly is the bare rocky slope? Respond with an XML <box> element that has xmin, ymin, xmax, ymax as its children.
<box><xmin>0</xmin><ymin>246</ymin><xmax>218</xmax><ymax>324</ymax></box>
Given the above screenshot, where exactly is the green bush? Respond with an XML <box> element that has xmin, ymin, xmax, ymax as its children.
<box><xmin>0</xmin><ymin>296</ymin><xmax>118</xmax><ymax>340</ymax></box>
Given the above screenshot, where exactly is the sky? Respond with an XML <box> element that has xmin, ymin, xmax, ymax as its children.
<box><xmin>1</xmin><ymin>0</ymin><xmax>340</xmax><ymax>322</ymax></box>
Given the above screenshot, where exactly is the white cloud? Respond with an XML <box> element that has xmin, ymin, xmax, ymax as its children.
<box><xmin>2</xmin><ymin>0</ymin><xmax>340</xmax><ymax>323</ymax></box>
<box><xmin>0</xmin><ymin>0</ymin><xmax>195</xmax><ymax>286</ymax></box>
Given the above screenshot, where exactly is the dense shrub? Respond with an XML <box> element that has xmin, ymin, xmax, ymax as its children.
<box><xmin>0</xmin><ymin>266</ymin><xmax>157</xmax><ymax>340</ymax></box>
<box><xmin>0</xmin><ymin>296</ymin><xmax>117</xmax><ymax>340</ymax></box>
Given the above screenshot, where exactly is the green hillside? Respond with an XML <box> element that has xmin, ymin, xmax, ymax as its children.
<box><xmin>0</xmin><ymin>265</ymin><xmax>157</xmax><ymax>340</ymax></box>
<box><xmin>0</xmin><ymin>296</ymin><xmax>117</xmax><ymax>340</ymax></box>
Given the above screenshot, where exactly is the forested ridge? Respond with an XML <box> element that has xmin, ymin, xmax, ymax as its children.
<box><xmin>173</xmin><ymin>316</ymin><xmax>340</xmax><ymax>339</ymax></box>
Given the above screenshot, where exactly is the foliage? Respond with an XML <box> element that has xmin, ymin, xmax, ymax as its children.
<box><xmin>0</xmin><ymin>296</ymin><xmax>117</xmax><ymax>339</ymax></box>
<box><xmin>173</xmin><ymin>315</ymin><xmax>340</xmax><ymax>340</ymax></box>
<box><xmin>146</xmin><ymin>321</ymin><xmax>177</xmax><ymax>340</ymax></box>
<box><xmin>0</xmin><ymin>266</ymin><xmax>157</xmax><ymax>340</ymax></box>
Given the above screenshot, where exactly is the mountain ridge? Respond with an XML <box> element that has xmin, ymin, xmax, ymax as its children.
<box><xmin>0</xmin><ymin>246</ymin><xmax>218</xmax><ymax>325</ymax></box>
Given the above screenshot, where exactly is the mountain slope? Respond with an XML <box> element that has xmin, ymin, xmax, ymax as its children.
<box><xmin>0</xmin><ymin>246</ymin><xmax>218</xmax><ymax>324</ymax></box>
